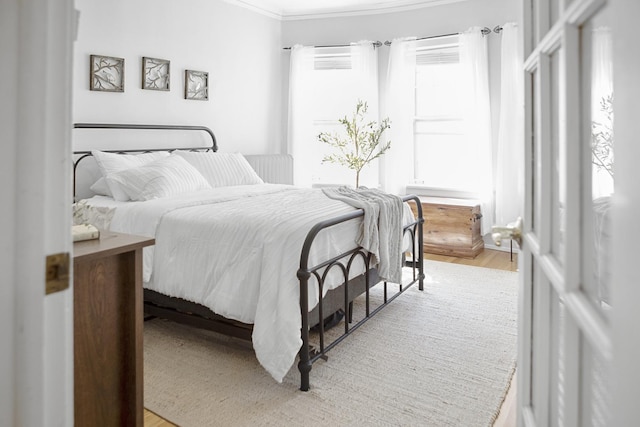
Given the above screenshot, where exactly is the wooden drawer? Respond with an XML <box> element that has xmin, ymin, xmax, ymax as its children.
<box><xmin>410</xmin><ymin>197</ymin><xmax>484</xmax><ymax>259</ymax></box>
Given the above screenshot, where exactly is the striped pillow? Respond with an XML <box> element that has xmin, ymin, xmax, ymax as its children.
<box><xmin>105</xmin><ymin>154</ymin><xmax>211</xmax><ymax>201</ymax></box>
<box><xmin>92</xmin><ymin>150</ymin><xmax>170</xmax><ymax>200</ymax></box>
<box><xmin>173</xmin><ymin>151</ymin><xmax>263</xmax><ymax>188</ymax></box>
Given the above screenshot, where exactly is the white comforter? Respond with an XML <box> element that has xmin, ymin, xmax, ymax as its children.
<box><xmin>86</xmin><ymin>184</ymin><xmax>413</xmax><ymax>382</ymax></box>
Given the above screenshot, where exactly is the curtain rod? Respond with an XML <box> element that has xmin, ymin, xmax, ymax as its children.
<box><xmin>283</xmin><ymin>41</ymin><xmax>382</xmax><ymax>50</ymax></box>
<box><xmin>383</xmin><ymin>27</ymin><xmax>492</xmax><ymax>46</ymax></box>
<box><xmin>283</xmin><ymin>26</ymin><xmax>495</xmax><ymax>50</ymax></box>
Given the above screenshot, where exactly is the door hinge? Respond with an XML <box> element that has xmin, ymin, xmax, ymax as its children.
<box><xmin>46</xmin><ymin>252</ymin><xmax>70</xmax><ymax>295</ymax></box>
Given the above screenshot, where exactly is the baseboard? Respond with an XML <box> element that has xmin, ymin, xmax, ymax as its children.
<box><xmin>483</xmin><ymin>236</ymin><xmax>520</xmax><ymax>254</ymax></box>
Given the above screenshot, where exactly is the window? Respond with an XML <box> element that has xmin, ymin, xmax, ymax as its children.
<box><xmin>412</xmin><ymin>37</ymin><xmax>480</xmax><ymax>194</ymax></box>
<box><xmin>413</xmin><ymin>36</ymin><xmax>482</xmax><ymax>197</ymax></box>
<box><xmin>311</xmin><ymin>48</ymin><xmax>366</xmax><ymax>186</ymax></box>
<box><xmin>288</xmin><ymin>43</ymin><xmax>379</xmax><ymax>187</ymax></box>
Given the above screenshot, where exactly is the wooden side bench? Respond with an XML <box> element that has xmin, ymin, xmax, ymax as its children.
<box><xmin>410</xmin><ymin>197</ymin><xmax>484</xmax><ymax>259</ymax></box>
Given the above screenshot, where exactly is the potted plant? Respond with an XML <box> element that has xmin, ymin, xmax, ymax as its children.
<box><xmin>318</xmin><ymin>100</ymin><xmax>391</xmax><ymax>188</ymax></box>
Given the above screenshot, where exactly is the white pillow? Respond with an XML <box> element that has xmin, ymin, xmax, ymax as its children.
<box><xmin>173</xmin><ymin>151</ymin><xmax>263</xmax><ymax>188</ymax></box>
<box><xmin>89</xmin><ymin>177</ymin><xmax>111</xmax><ymax>196</ymax></box>
<box><xmin>91</xmin><ymin>150</ymin><xmax>170</xmax><ymax>200</ymax></box>
<box><xmin>105</xmin><ymin>155</ymin><xmax>212</xmax><ymax>201</ymax></box>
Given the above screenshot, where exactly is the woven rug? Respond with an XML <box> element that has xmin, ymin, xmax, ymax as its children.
<box><xmin>144</xmin><ymin>260</ymin><xmax>517</xmax><ymax>426</ymax></box>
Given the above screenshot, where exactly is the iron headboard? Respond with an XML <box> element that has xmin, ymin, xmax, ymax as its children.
<box><xmin>72</xmin><ymin>123</ymin><xmax>218</xmax><ymax>199</ymax></box>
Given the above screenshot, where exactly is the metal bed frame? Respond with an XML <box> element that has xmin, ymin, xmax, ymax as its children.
<box><xmin>72</xmin><ymin>123</ymin><xmax>425</xmax><ymax>391</ymax></box>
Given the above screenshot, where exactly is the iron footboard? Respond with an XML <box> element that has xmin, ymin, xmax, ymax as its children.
<box><xmin>297</xmin><ymin>195</ymin><xmax>424</xmax><ymax>391</ymax></box>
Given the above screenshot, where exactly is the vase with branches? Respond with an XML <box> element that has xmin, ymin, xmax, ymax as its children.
<box><xmin>318</xmin><ymin>100</ymin><xmax>391</xmax><ymax>188</ymax></box>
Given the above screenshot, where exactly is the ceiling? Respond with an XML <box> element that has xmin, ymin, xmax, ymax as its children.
<box><xmin>225</xmin><ymin>0</ymin><xmax>468</xmax><ymax>20</ymax></box>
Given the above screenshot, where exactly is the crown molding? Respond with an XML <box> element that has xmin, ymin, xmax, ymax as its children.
<box><xmin>221</xmin><ymin>0</ymin><xmax>283</xmax><ymax>20</ymax></box>
<box><xmin>223</xmin><ymin>0</ymin><xmax>470</xmax><ymax>21</ymax></box>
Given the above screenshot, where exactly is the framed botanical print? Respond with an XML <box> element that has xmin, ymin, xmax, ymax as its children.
<box><xmin>184</xmin><ymin>70</ymin><xmax>208</xmax><ymax>100</ymax></box>
<box><xmin>89</xmin><ymin>55</ymin><xmax>124</xmax><ymax>92</ymax></box>
<box><xmin>142</xmin><ymin>57</ymin><xmax>170</xmax><ymax>91</ymax></box>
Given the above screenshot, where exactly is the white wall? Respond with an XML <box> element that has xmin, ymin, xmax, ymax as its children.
<box><xmin>74</xmin><ymin>0</ymin><xmax>283</xmax><ymax>154</ymax></box>
<box><xmin>74</xmin><ymin>0</ymin><xmax>519</xmax><ymax>156</ymax></box>
<box><xmin>281</xmin><ymin>0</ymin><xmax>520</xmax><ymax>154</ymax></box>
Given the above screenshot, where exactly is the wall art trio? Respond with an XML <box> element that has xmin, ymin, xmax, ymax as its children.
<box><xmin>89</xmin><ymin>54</ymin><xmax>208</xmax><ymax>100</ymax></box>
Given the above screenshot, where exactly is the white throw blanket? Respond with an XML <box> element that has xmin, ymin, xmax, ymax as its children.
<box><xmin>322</xmin><ymin>186</ymin><xmax>404</xmax><ymax>284</ymax></box>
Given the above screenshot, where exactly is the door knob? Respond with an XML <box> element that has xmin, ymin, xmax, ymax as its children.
<box><xmin>491</xmin><ymin>217</ymin><xmax>523</xmax><ymax>248</ymax></box>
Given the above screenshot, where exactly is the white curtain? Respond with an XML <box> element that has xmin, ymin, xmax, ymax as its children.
<box><xmin>351</xmin><ymin>40</ymin><xmax>379</xmax><ymax>112</ymax></box>
<box><xmin>287</xmin><ymin>45</ymin><xmax>315</xmax><ymax>187</ymax></box>
<box><xmin>459</xmin><ymin>27</ymin><xmax>494</xmax><ymax>234</ymax></box>
<box><xmin>350</xmin><ymin>41</ymin><xmax>381</xmax><ymax>188</ymax></box>
<box><xmin>382</xmin><ymin>38</ymin><xmax>417</xmax><ymax>195</ymax></box>
<box><xmin>495</xmin><ymin>22</ymin><xmax>525</xmax><ymax>227</ymax></box>
<box><xmin>287</xmin><ymin>42</ymin><xmax>379</xmax><ymax>187</ymax></box>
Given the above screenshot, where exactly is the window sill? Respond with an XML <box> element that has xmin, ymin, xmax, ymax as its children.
<box><xmin>405</xmin><ymin>185</ymin><xmax>480</xmax><ymax>200</ymax></box>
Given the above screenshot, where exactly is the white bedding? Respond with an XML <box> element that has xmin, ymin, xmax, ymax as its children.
<box><xmin>84</xmin><ymin>184</ymin><xmax>414</xmax><ymax>382</ymax></box>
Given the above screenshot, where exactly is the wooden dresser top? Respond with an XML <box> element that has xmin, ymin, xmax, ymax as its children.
<box><xmin>73</xmin><ymin>232</ymin><xmax>155</xmax><ymax>261</ymax></box>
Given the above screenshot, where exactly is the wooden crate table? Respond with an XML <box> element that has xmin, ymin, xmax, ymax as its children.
<box><xmin>409</xmin><ymin>197</ymin><xmax>484</xmax><ymax>259</ymax></box>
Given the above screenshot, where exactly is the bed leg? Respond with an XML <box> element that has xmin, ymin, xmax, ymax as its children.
<box><xmin>298</xmin><ymin>269</ymin><xmax>312</xmax><ymax>391</ymax></box>
<box><xmin>298</xmin><ymin>358</ymin><xmax>311</xmax><ymax>392</ymax></box>
<box><xmin>418</xmin><ymin>238</ymin><xmax>425</xmax><ymax>291</ymax></box>
<box><xmin>418</xmin><ymin>208</ymin><xmax>425</xmax><ymax>291</ymax></box>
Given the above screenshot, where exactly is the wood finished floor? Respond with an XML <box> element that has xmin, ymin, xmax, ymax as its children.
<box><xmin>143</xmin><ymin>248</ymin><xmax>518</xmax><ymax>427</ymax></box>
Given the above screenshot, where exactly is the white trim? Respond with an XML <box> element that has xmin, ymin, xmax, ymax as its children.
<box><xmin>537</xmin><ymin>52</ymin><xmax>552</xmax><ymax>254</ymax></box>
<box><xmin>223</xmin><ymin>0</ymin><xmax>469</xmax><ymax>20</ymax></box>
<box><xmin>563</xmin><ymin>291</ymin><xmax>613</xmax><ymax>360</ymax></box>
<box><xmin>483</xmin><ymin>240</ymin><xmax>520</xmax><ymax>254</ymax></box>
<box><xmin>562</xmin><ymin>23</ymin><xmax>581</xmax><ymax>293</ymax></box>
<box><xmin>3</xmin><ymin>0</ymin><xmax>74</xmax><ymax>425</ymax></box>
<box><xmin>220</xmin><ymin>0</ymin><xmax>282</xmax><ymax>19</ymax></box>
<box><xmin>610</xmin><ymin>1</ymin><xmax>640</xmax><ymax>424</ymax></box>
<box><xmin>517</xmin><ymin>246</ymin><xmax>533</xmax><ymax>424</ymax></box>
<box><xmin>561</xmin><ymin>313</ymin><xmax>580</xmax><ymax>427</ymax></box>
<box><xmin>522</xmin><ymin>406</ymin><xmax>538</xmax><ymax>427</ymax></box>
<box><xmin>537</xmin><ymin>253</ymin><xmax>564</xmax><ymax>293</ymax></box>
<box><xmin>405</xmin><ymin>185</ymin><xmax>479</xmax><ymax>200</ymax></box>
<box><xmin>532</xmin><ymin>265</ymin><xmax>551</xmax><ymax>424</ymax></box>
<box><xmin>0</xmin><ymin>0</ymin><xmax>18</xmax><ymax>423</ymax></box>
<box><xmin>564</xmin><ymin>0</ymin><xmax>606</xmax><ymax>25</ymax></box>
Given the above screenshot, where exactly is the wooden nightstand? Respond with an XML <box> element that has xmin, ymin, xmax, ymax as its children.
<box><xmin>73</xmin><ymin>232</ymin><xmax>154</xmax><ymax>427</ymax></box>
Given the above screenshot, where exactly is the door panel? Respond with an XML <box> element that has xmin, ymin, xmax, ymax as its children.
<box><xmin>581</xmin><ymin>335</ymin><xmax>611</xmax><ymax>427</ymax></box>
<box><xmin>549</xmin><ymin>0</ymin><xmax>561</xmax><ymax>30</ymax></box>
<box><xmin>528</xmin><ymin>66</ymin><xmax>541</xmax><ymax>237</ymax></box>
<box><xmin>580</xmin><ymin>6</ymin><xmax>613</xmax><ymax>318</ymax></box>
<box><xmin>530</xmin><ymin>261</ymin><xmax>550</xmax><ymax>424</ymax></box>
<box><xmin>549</xmin><ymin>46</ymin><xmax>565</xmax><ymax>265</ymax></box>
<box><xmin>548</xmin><ymin>291</ymin><xmax>566</xmax><ymax>427</ymax></box>
<box><xmin>520</xmin><ymin>0</ymin><xmax>614</xmax><ymax>426</ymax></box>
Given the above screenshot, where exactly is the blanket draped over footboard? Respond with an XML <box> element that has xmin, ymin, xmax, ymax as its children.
<box><xmin>322</xmin><ymin>186</ymin><xmax>404</xmax><ymax>284</ymax></box>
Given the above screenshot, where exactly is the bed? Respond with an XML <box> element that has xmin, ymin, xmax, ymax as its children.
<box><xmin>72</xmin><ymin>123</ymin><xmax>425</xmax><ymax>391</ymax></box>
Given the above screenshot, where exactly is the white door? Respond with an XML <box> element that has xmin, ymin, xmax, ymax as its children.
<box><xmin>514</xmin><ymin>0</ymin><xmax>639</xmax><ymax>425</ymax></box>
<box><xmin>0</xmin><ymin>1</ymin><xmax>75</xmax><ymax>425</ymax></box>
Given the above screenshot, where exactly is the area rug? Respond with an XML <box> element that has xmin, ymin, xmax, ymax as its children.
<box><xmin>144</xmin><ymin>260</ymin><xmax>518</xmax><ymax>426</ymax></box>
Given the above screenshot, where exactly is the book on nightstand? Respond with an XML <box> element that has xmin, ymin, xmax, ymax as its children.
<box><xmin>72</xmin><ymin>224</ymin><xmax>100</xmax><ymax>242</ymax></box>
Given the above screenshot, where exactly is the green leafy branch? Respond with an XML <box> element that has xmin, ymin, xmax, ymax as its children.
<box><xmin>318</xmin><ymin>100</ymin><xmax>391</xmax><ymax>188</ymax></box>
